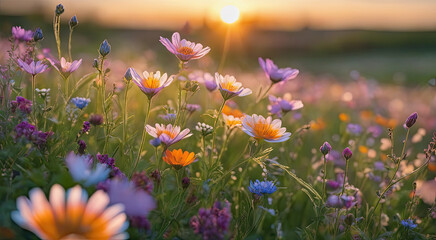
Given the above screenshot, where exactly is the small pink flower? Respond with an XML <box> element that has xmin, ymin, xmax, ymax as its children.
<box><xmin>145</xmin><ymin>124</ymin><xmax>192</xmax><ymax>146</ymax></box>
<box><xmin>48</xmin><ymin>57</ymin><xmax>82</xmax><ymax>78</ymax></box>
<box><xmin>259</xmin><ymin>57</ymin><xmax>299</xmax><ymax>84</ymax></box>
<box><xmin>11</xmin><ymin>26</ymin><xmax>33</xmax><ymax>42</ymax></box>
<box><xmin>17</xmin><ymin>59</ymin><xmax>48</xmax><ymax>76</ymax></box>
<box><xmin>129</xmin><ymin>68</ymin><xmax>174</xmax><ymax>99</ymax></box>
<box><xmin>160</xmin><ymin>32</ymin><xmax>210</xmax><ymax>62</ymax></box>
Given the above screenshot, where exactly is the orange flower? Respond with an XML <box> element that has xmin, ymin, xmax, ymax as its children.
<box><xmin>360</xmin><ymin>110</ymin><xmax>373</xmax><ymax>120</ymax></box>
<box><xmin>223</xmin><ymin>113</ymin><xmax>242</xmax><ymax>128</ymax></box>
<box><xmin>375</xmin><ymin>115</ymin><xmax>397</xmax><ymax>129</ymax></box>
<box><xmin>339</xmin><ymin>113</ymin><xmax>350</xmax><ymax>122</ymax></box>
<box><xmin>359</xmin><ymin>146</ymin><xmax>368</xmax><ymax>154</ymax></box>
<box><xmin>222</xmin><ymin>105</ymin><xmax>245</xmax><ymax>119</ymax></box>
<box><xmin>163</xmin><ymin>149</ymin><xmax>196</xmax><ymax>170</ymax></box>
<box><xmin>311</xmin><ymin>118</ymin><xmax>326</xmax><ymax>131</ymax></box>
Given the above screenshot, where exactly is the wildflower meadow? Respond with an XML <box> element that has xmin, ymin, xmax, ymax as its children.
<box><xmin>1</xmin><ymin>3</ymin><xmax>436</xmax><ymax>240</ymax></box>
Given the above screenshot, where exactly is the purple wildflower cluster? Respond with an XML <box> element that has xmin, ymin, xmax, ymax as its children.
<box><xmin>81</xmin><ymin>121</ymin><xmax>90</xmax><ymax>134</ymax></box>
<box><xmin>97</xmin><ymin>153</ymin><xmax>126</xmax><ymax>179</ymax></box>
<box><xmin>131</xmin><ymin>171</ymin><xmax>154</xmax><ymax>193</ymax></box>
<box><xmin>14</xmin><ymin>121</ymin><xmax>53</xmax><ymax>148</ymax></box>
<box><xmin>11</xmin><ymin>96</ymin><xmax>32</xmax><ymax>115</ymax></box>
<box><xmin>190</xmin><ymin>201</ymin><xmax>232</xmax><ymax>240</ymax></box>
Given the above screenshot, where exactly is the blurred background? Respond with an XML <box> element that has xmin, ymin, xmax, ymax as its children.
<box><xmin>1</xmin><ymin>0</ymin><xmax>436</xmax><ymax>84</ymax></box>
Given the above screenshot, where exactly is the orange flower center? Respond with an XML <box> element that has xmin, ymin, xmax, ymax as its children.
<box><xmin>156</xmin><ymin>129</ymin><xmax>178</xmax><ymax>139</ymax></box>
<box><xmin>142</xmin><ymin>77</ymin><xmax>160</xmax><ymax>89</ymax></box>
<box><xmin>226</xmin><ymin>118</ymin><xmax>241</xmax><ymax>127</ymax></box>
<box><xmin>177</xmin><ymin>46</ymin><xmax>194</xmax><ymax>55</ymax></box>
<box><xmin>250</xmin><ymin>121</ymin><xmax>280</xmax><ymax>139</ymax></box>
<box><xmin>221</xmin><ymin>82</ymin><xmax>239</xmax><ymax>92</ymax></box>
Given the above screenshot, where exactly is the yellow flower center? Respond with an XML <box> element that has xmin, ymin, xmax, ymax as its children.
<box><xmin>221</xmin><ymin>82</ymin><xmax>239</xmax><ymax>92</ymax></box>
<box><xmin>226</xmin><ymin>118</ymin><xmax>241</xmax><ymax>128</ymax></box>
<box><xmin>177</xmin><ymin>46</ymin><xmax>194</xmax><ymax>55</ymax></box>
<box><xmin>250</xmin><ymin>121</ymin><xmax>280</xmax><ymax>139</ymax></box>
<box><xmin>156</xmin><ymin>129</ymin><xmax>178</xmax><ymax>139</ymax></box>
<box><xmin>142</xmin><ymin>77</ymin><xmax>160</xmax><ymax>89</ymax></box>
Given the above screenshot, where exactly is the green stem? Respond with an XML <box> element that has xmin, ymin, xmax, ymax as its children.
<box><xmin>210</xmin><ymin>99</ymin><xmax>226</xmax><ymax>166</ymax></box>
<box><xmin>333</xmin><ymin>158</ymin><xmax>349</xmax><ymax>237</ymax></box>
<box><xmin>132</xmin><ymin>98</ymin><xmax>152</xmax><ymax>175</ymax></box>
<box><xmin>122</xmin><ymin>82</ymin><xmax>129</xmax><ymax>157</ymax></box>
<box><xmin>68</xmin><ymin>28</ymin><xmax>73</xmax><ymax>62</ymax></box>
<box><xmin>256</xmin><ymin>82</ymin><xmax>274</xmax><ymax>103</ymax></box>
<box><xmin>322</xmin><ymin>154</ymin><xmax>327</xmax><ymax>201</ymax></box>
<box><xmin>53</xmin><ymin>15</ymin><xmax>61</xmax><ymax>61</ymax></box>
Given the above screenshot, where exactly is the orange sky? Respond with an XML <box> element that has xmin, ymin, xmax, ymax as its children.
<box><xmin>1</xmin><ymin>0</ymin><xmax>436</xmax><ymax>30</ymax></box>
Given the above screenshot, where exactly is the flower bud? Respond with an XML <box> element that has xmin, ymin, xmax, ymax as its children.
<box><xmin>150</xmin><ymin>169</ymin><xmax>161</xmax><ymax>183</ymax></box>
<box><xmin>89</xmin><ymin>114</ymin><xmax>104</xmax><ymax>126</ymax></box>
<box><xmin>149</xmin><ymin>138</ymin><xmax>161</xmax><ymax>147</ymax></box>
<box><xmin>320</xmin><ymin>141</ymin><xmax>331</xmax><ymax>155</ymax></box>
<box><xmin>55</xmin><ymin>4</ymin><xmax>64</xmax><ymax>15</ymax></box>
<box><xmin>405</xmin><ymin>112</ymin><xmax>418</xmax><ymax>128</ymax></box>
<box><xmin>69</xmin><ymin>15</ymin><xmax>78</xmax><ymax>28</ymax></box>
<box><xmin>124</xmin><ymin>68</ymin><xmax>133</xmax><ymax>82</ymax></box>
<box><xmin>182</xmin><ymin>177</ymin><xmax>190</xmax><ymax>189</ymax></box>
<box><xmin>99</xmin><ymin>39</ymin><xmax>111</xmax><ymax>57</ymax></box>
<box><xmin>326</xmin><ymin>195</ymin><xmax>343</xmax><ymax>208</ymax></box>
<box><xmin>343</xmin><ymin>147</ymin><xmax>352</xmax><ymax>160</ymax></box>
<box><xmin>33</xmin><ymin>28</ymin><xmax>43</xmax><ymax>42</ymax></box>
<box><xmin>92</xmin><ymin>59</ymin><xmax>99</xmax><ymax>69</ymax></box>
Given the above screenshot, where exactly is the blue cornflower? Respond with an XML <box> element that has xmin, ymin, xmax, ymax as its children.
<box><xmin>401</xmin><ymin>219</ymin><xmax>417</xmax><ymax>229</ymax></box>
<box><xmin>248</xmin><ymin>180</ymin><xmax>277</xmax><ymax>195</ymax></box>
<box><xmin>71</xmin><ymin>97</ymin><xmax>90</xmax><ymax>110</ymax></box>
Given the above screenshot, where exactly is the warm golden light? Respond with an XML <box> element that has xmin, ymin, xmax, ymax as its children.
<box><xmin>220</xmin><ymin>5</ymin><xmax>240</xmax><ymax>24</ymax></box>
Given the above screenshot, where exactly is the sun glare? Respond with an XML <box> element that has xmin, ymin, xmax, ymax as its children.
<box><xmin>220</xmin><ymin>5</ymin><xmax>240</xmax><ymax>24</ymax></box>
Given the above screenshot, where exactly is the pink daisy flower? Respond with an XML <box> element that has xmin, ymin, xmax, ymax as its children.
<box><xmin>160</xmin><ymin>32</ymin><xmax>211</xmax><ymax>62</ymax></box>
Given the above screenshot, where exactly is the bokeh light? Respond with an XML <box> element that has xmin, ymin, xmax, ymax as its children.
<box><xmin>220</xmin><ymin>5</ymin><xmax>240</xmax><ymax>24</ymax></box>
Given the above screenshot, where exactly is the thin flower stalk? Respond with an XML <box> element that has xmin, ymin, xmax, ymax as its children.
<box><xmin>132</xmin><ymin>98</ymin><xmax>152</xmax><ymax>175</ymax></box>
<box><xmin>210</xmin><ymin>99</ymin><xmax>226</xmax><ymax>166</ymax></box>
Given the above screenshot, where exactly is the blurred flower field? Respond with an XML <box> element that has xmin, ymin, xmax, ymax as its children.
<box><xmin>1</xmin><ymin>3</ymin><xmax>436</xmax><ymax>240</ymax></box>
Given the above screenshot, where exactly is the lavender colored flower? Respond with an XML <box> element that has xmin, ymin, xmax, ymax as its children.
<box><xmin>189</xmin><ymin>71</ymin><xmax>217</xmax><ymax>91</ymax></box>
<box><xmin>401</xmin><ymin>219</ymin><xmax>417</xmax><ymax>229</ymax></box>
<box><xmin>77</xmin><ymin>140</ymin><xmax>86</xmax><ymax>154</ymax></box>
<box><xmin>129</xmin><ymin>216</ymin><xmax>151</xmax><ymax>230</ymax></box>
<box><xmin>368</xmin><ymin>125</ymin><xmax>383</xmax><ymax>138</ymax></box>
<box><xmin>65</xmin><ymin>152</ymin><xmax>110</xmax><ymax>187</ymax></box>
<box><xmin>159</xmin><ymin>113</ymin><xmax>176</xmax><ymax>123</ymax></box>
<box><xmin>341</xmin><ymin>195</ymin><xmax>356</xmax><ymax>209</ymax></box>
<box><xmin>268</xmin><ymin>95</ymin><xmax>303</xmax><ymax>117</ymax></box>
<box><xmin>326</xmin><ymin>180</ymin><xmax>341</xmax><ymax>193</ymax></box>
<box><xmin>71</xmin><ymin>97</ymin><xmax>90</xmax><ymax>110</ymax></box>
<box><xmin>259</xmin><ymin>57</ymin><xmax>299</xmax><ymax>84</ymax></box>
<box><xmin>374</xmin><ymin>161</ymin><xmax>385</xmax><ymax>171</ymax></box>
<box><xmin>131</xmin><ymin>171</ymin><xmax>154</xmax><ymax>193</ymax></box>
<box><xmin>48</xmin><ymin>57</ymin><xmax>82</xmax><ymax>79</ymax></box>
<box><xmin>405</xmin><ymin>112</ymin><xmax>418</xmax><ymax>128</ymax></box>
<box><xmin>89</xmin><ymin>114</ymin><xmax>104</xmax><ymax>125</ymax></box>
<box><xmin>190</xmin><ymin>201</ymin><xmax>231</xmax><ymax>240</ymax></box>
<box><xmin>248</xmin><ymin>180</ymin><xmax>277</xmax><ymax>196</ymax></box>
<box><xmin>81</xmin><ymin>121</ymin><xmax>90</xmax><ymax>134</ymax></box>
<box><xmin>160</xmin><ymin>32</ymin><xmax>211</xmax><ymax>62</ymax></box>
<box><xmin>12</xmin><ymin>26</ymin><xmax>33</xmax><ymax>42</ymax></box>
<box><xmin>30</xmin><ymin>130</ymin><xmax>53</xmax><ymax>148</ymax></box>
<box><xmin>14</xmin><ymin>121</ymin><xmax>52</xmax><ymax>148</ymax></box>
<box><xmin>346</xmin><ymin>123</ymin><xmax>363</xmax><ymax>136</ymax></box>
<box><xmin>343</xmin><ymin>147</ymin><xmax>353</xmax><ymax>160</ymax></box>
<box><xmin>17</xmin><ymin>59</ymin><xmax>48</xmax><ymax>76</ymax></box>
<box><xmin>11</xmin><ymin>96</ymin><xmax>32</xmax><ymax>115</ymax></box>
<box><xmin>107</xmin><ymin>179</ymin><xmax>156</xmax><ymax>217</ymax></box>
<box><xmin>320</xmin><ymin>141</ymin><xmax>332</xmax><ymax>155</ymax></box>
<box><xmin>14</xmin><ymin>121</ymin><xmax>35</xmax><ymax>140</ymax></box>
<box><xmin>326</xmin><ymin>195</ymin><xmax>343</xmax><ymax>208</ymax></box>
<box><xmin>97</xmin><ymin>153</ymin><xmax>115</xmax><ymax>167</ymax></box>
<box><xmin>185</xmin><ymin>104</ymin><xmax>201</xmax><ymax>113</ymax></box>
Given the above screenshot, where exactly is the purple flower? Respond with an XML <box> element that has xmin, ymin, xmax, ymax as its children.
<box><xmin>326</xmin><ymin>150</ymin><xmax>345</xmax><ymax>167</ymax></box>
<box><xmin>190</xmin><ymin>201</ymin><xmax>232</xmax><ymax>240</ymax></box>
<box><xmin>48</xmin><ymin>57</ymin><xmax>82</xmax><ymax>79</ymax></box>
<box><xmin>368</xmin><ymin>125</ymin><xmax>383</xmax><ymax>138</ymax></box>
<box><xmin>12</xmin><ymin>26</ymin><xmax>33</xmax><ymax>42</ymax></box>
<box><xmin>259</xmin><ymin>57</ymin><xmax>299</xmax><ymax>84</ymax></box>
<box><xmin>182</xmin><ymin>177</ymin><xmax>190</xmax><ymax>189</ymax></box>
<box><xmin>185</xmin><ymin>104</ymin><xmax>201</xmax><ymax>114</ymax></box>
<box><xmin>320</xmin><ymin>142</ymin><xmax>332</xmax><ymax>155</ymax></box>
<box><xmin>97</xmin><ymin>153</ymin><xmax>115</xmax><ymax>167</ymax></box>
<box><xmin>341</xmin><ymin>195</ymin><xmax>356</xmax><ymax>209</ymax></box>
<box><xmin>14</xmin><ymin>121</ymin><xmax>52</xmax><ymax>148</ymax></box>
<box><xmin>130</xmin><ymin>216</ymin><xmax>151</xmax><ymax>230</ymax></box>
<box><xmin>189</xmin><ymin>71</ymin><xmax>217</xmax><ymax>91</ymax></box>
<box><xmin>158</xmin><ymin>113</ymin><xmax>176</xmax><ymax>123</ymax></box>
<box><xmin>405</xmin><ymin>112</ymin><xmax>418</xmax><ymax>128</ymax></box>
<box><xmin>131</xmin><ymin>171</ymin><xmax>154</xmax><ymax>193</ymax></box>
<box><xmin>268</xmin><ymin>95</ymin><xmax>303</xmax><ymax>117</ymax></box>
<box><xmin>17</xmin><ymin>59</ymin><xmax>48</xmax><ymax>76</ymax></box>
<box><xmin>81</xmin><ymin>121</ymin><xmax>90</xmax><ymax>134</ymax></box>
<box><xmin>11</xmin><ymin>96</ymin><xmax>32</xmax><ymax>115</ymax></box>
<box><xmin>326</xmin><ymin>180</ymin><xmax>341</xmax><ymax>193</ymax></box>
<box><xmin>346</xmin><ymin>123</ymin><xmax>363</xmax><ymax>136</ymax></box>
<box><xmin>107</xmin><ymin>179</ymin><xmax>156</xmax><ymax>217</ymax></box>
<box><xmin>14</xmin><ymin>121</ymin><xmax>35</xmax><ymax>140</ymax></box>
<box><xmin>343</xmin><ymin>147</ymin><xmax>353</xmax><ymax>160</ymax></box>
<box><xmin>248</xmin><ymin>179</ymin><xmax>277</xmax><ymax>195</ymax></box>
<box><xmin>89</xmin><ymin>114</ymin><xmax>104</xmax><ymax>126</ymax></box>
<box><xmin>77</xmin><ymin>140</ymin><xmax>86</xmax><ymax>154</ymax></box>
<box><xmin>326</xmin><ymin>195</ymin><xmax>343</xmax><ymax>208</ymax></box>
<box><xmin>160</xmin><ymin>32</ymin><xmax>211</xmax><ymax>62</ymax></box>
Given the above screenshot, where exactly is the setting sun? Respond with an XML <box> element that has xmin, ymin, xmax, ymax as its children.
<box><xmin>220</xmin><ymin>5</ymin><xmax>240</xmax><ymax>24</ymax></box>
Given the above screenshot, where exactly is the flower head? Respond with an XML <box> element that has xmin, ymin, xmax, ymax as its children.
<box><xmin>65</xmin><ymin>152</ymin><xmax>110</xmax><ymax>186</ymax></box>
<box><xmin>189</xmin><ymin>71</ymin><xmax>217</xmax><ymax>91</ymax></box>
<box><xmin>343</xmin><ymin>147</ymin><xmax>353</xmax><ymax>160</ymax></box>
<box><xmin>131</xmin><ymin>171</ymin><xmax>154</xmax><ymax>193</ymax></box>
<box><xmin>11</xmin><ymin>184</ymin><xmax>128</xmax><ymax>240</ymax></box>
<box><xmin>33</xmin><ymin>28</ymin><xmax>43</xmax><ymax>42</ymax></box>
<box><xmin>129</xmin><ymin>68</ymin><xmax>174</xmax><ymax>99</ymax></box>
<box><xmin>11</xmin><ymin>96</ymin><xmax>32</xmax><ymax>115</ymax></box>
<box><xmin>401</xmin><ymin>219</ymin><xmax>417</xmax><ymax>229</ymax></box>
<box><xmin>99</xmin><ymin>39</ymin><xmax>111</xmax><ymax>57</ymax></box>
<box><xmin>190</xmin><ymin>201</ymin><xmax>231</xmax><ymax>240</ymax></box>
<box><xmin>259</xmin><ymin>57</ymin><xmax>299</xmax><ymax>84</ymax></box>
<box><xmin>69</xmin><ymin>15</ymin><xmax>78</xmax><ymax>28</ymax></box>
<box><xmin>241</xmin><ymin>114</ymin><xmax>291</xmax><ymax>143</ymax></box>
<box><xmin>405</xmin><ymin>112</ymin><xmax>418</xmax><ymax>128</ymax></box>
<box><xmin>89</xmin><ymin>114</ymin><xmax>104</xmax><ymax>126</ymax></box>
<box><xmin>195</xmin><ymin>122</ymin><xmax>213</xmax><ymax>136</ymax></box>
<box><xmin>146</xmin><ymin>123</ymin><xmax>192</xmax><ymax>146</ymax></box>
<box><xmin>35</xmin><ymin>88</ymin><xmax>50</xmax><ymax>99</ymax></box>
<box><xmin>12</xmin><ymin>26</ymin><xmax>33</xmax><ymax>42</ymax></box>
<box><xmin>149</xmin><ymin>138</ymin><xmax>162</xmax><ymax>147</ymax></box>
<box><xmin>162</xmin><ymin>149</ymin><xmax>196</xmax><ymax>170</ymax></box>
<box><xmin>268</xmin><ymin>95</ymin><xmax>303</xmax><ymax>117</ymax></box>
<box><xmin>248</xmin><ymin>180</ymin><xmax>277</xmax><ymax>195</ymax></box>
<box><xmin>48</xmin><ymin>57</ymin><xmax>82</xmax><ymax>78</ymax></box>
<box><xmin>55</xmin><ymin>4</ymin><xmax>64</xmax><ymax>15</ymax></box>
<box><xmin>17</xmin><ymin>59</ymin><xmax>48</xmax><ymax>76</ymax></box>
<box><xmin>160</xmin><ymin>32</ymin><xmax>210</xmax><ymax>62</ymax></box>
<box><xmin>346</xmin><ymin>123</ymin><xmax>363</xmax><ymax>136</ymax></box>
<box><xmin>320</xmin><ymin>142</ymin><xmax>332</xmax><ymax>155</ymax></box>
<box><xmin>71</xmin><ymin>97</ymin><xmax>90</xmax><ymax>110</ymax></box>
<box><xmin>185</xmin><ymin>104</ymin><xmax>201</xmax><ymax>114</ymax></box>
<box><xmin>215</xmin><ymin>73</ymin><xmax>252</xmax><ymax>100</ymax></box>
<box><xmin>222</xmin><ymin>113</ymin><xmax>242</xmax><ymax>128</ymax></box>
